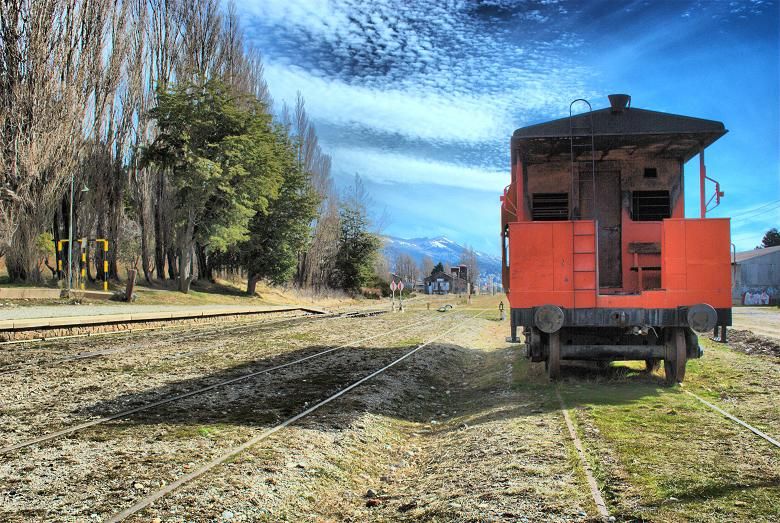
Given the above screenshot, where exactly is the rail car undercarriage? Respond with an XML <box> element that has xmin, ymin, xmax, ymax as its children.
<box><xmin>512</xmin><ymin>304</ymin><xmax>720</xmax><ymax>383</ymax></box>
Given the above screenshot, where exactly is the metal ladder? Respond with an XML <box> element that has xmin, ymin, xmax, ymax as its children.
<box><xmin>569</xmin><ymin>99</ymin><xmax>596</xmax><ymax>220</ymax></box>
<box><xmin>570</xmin><ymin>99</ymin><xmax>597</xmax><ymax>309</ymax></box>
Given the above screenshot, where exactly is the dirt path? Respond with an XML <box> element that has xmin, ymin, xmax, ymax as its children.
<box><xmin>0</xmin><ymin>309</ymin><xmax>454</xmax><ymax>521</ymax></box>
<box><xmin>732</xmin><ymin>306</ymin><xmax>780</xmax><ymax>342</ymax></box>
<box><xmin>117</xmin><ymin>308</ymin><xmax>596</xmax><ymax>522</ymax></box>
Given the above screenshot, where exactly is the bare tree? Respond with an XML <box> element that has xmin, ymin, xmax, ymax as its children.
<box><xmin>0</xmin><ymin>0</ymin><xmax>342</xmax><ymax>296</ymax></box>
<box><xmin>394</xmin><ymin>253</ymin><xmax>419</xmax><ymax>285</ymax></box>
<box><xmin>148</xmin><ymin>0</ymin><xmax>181</xmax><ymax>280</ymax></box>
<box><xmin>289</xmin><ymin>94</ymin><xmax>340</xmax><ymax>290</ymax></box>
<box><xmin>421</xmin><ymin>255</ymin><xmax>434</xmax><ymax>277</ymax></box>
<box><xmin>176</xmin><ymin>0</ymin><xmax>223</xmax><ymax>83</ymax></box>
<box><xmin>459</xmin><ymin>245</ymin><xmax>479</xmax><ymax>287</ymax></box>
<box><xmin>1</xmin><ymin>0</ymin><xmax>98</xmax><ymax>281</ymax></box>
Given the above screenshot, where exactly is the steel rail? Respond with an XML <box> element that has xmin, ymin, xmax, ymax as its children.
<box><xmin>0</xmin><ymin>310</ymin><xmax>320</xmax><ymax>347</ymax></box>
<box><xmin>682</xmin><ymin>388</ymin><xmax>780</xmax><ymax>450</ymax></box>
<box><xmin>0</xmin><ymin>314</ymin><xmax>315</xmax><ymax>376</ymax></box>
<box><xmin>0</xmin><ymin>306</ymin><xmax>391</xmax><ymax>376</ymax></box>
<box><xmin>107</xmin><ymin>309</ymin><xmax>487</xmax><ymax>522</ymax></box>
<box><xmin>0</xmin><ymin>300</ymin><xmax>389</xmax><ymax>348</ymax></box>
<box><xmin>556</xmin><ymin>389</ymin><xmax>610</xmax><ymax>519</ymax></box>
<box><xmin>0</xmin><ymin>313</ymin><xmax>436</xmax><ymax>455</ymax></box>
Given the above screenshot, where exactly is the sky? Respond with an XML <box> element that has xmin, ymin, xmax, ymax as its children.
<box><xmin>239</xmin><ymin>0</ymin><xmax>779</xmax><ymax>255</ymax></box>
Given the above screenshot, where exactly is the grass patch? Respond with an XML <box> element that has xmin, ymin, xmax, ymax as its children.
<box><xmin>555</xmin><ymin>342</ymin><xmax>780</xmax><ymax>522</ymax></box>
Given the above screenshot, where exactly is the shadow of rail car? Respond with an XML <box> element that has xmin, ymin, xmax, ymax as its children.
<box><xmin>80</xmin><ymin>340</ymin><xmax>666</xmax><ymax>434</ymax></box>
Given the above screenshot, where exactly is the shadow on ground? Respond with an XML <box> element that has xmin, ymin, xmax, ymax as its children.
<box><xmin>81</xmin><ymin>339</ymin><xmax>668</xmax><ymax>433</ymax></box>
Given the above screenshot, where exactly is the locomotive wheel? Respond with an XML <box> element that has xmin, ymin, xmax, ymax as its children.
<box><xmin>644</xmin><ymin>358</ymin><xmax>661</xmax><ymax>373</ymax></box>
<box><xmin>546</xmin><ymin>331</ymin><xmax>561</xmax><ymax>380</ymax></box>
<box><xmin>664</xmin><ymin>328</ymin><xmax>687</xmax><ymax>385</ymax></box>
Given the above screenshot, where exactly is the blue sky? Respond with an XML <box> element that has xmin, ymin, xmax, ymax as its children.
<box><xmin>239</xmin><ymin>0</ymin><xmax>779</xmax><ymax>255</ymax></box>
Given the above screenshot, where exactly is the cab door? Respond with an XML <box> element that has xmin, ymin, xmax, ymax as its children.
<box><xmin>594</xmin><ymin>170</ymin><xmax>622</xmax><ymax>288</ymax></box>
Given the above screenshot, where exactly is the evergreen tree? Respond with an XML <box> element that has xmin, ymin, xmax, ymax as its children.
<box><xmin>330</xmin><ymin>176</ymin><xmax>380</xmax><ymax>293</ymax></box>
<box><xmin>241</xmin><ymin>131</ymin><xmax>320</xmax><ymax>294</ymax></box>
<box><xmin>144</xmin><ymin>79</ymin><xmax>283</xmax><ymax>292</ymax></box>
<box><xmin>432</xmin><ymin>262</ymin><xmax>444</xmax><ymax>275</ymax></box>
<box><xmin>760</xmin><ymin>228</ymin><xmax>780</xmax><ymax>248</ymax></box>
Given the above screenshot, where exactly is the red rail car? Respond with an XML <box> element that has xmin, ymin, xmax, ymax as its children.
<box><xmin>501</xmin><ymin>94</ymin><xmax>731</xmax><ymax>383</ymax></box>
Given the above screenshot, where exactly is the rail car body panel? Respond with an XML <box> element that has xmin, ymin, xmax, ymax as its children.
<box><xmin>501</xmin><ymin>94</ymin><xmax>731</xmax><ymax>382</ymax></box>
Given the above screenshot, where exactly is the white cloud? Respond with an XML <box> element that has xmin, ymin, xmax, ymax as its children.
<box><xmin>264</xmin><ymin>62</ymin><xmax>511</xmax><ymax>143</ymax></box>
<box><xmin>330</xmin><ymin>146</ymin><xmax>508</xmax><ymax>192</ymax></box>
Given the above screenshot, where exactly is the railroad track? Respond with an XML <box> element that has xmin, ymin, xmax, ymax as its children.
<box><xmin>105</xmin><ymin>309</ymin><xmax>487</xmax><ymax>522</ymax></box>
<box><xmin>555</xmin><ymin>369</ymin><xmax>780</xmax><ymax>521</ymax></box>
<box><xmin>0</xmin><ymin>304</ymin><xmax>394</xmax><ymax>376</ymax></box>
<box><xmin>0</xmin><ymin>300</ymin><xmax>392</xmax><ymax>349</ymax></box>
<box><xmin>0</xmin><ymin>310</ymin><xmax>443</xmax><ymax>455</ymax></box>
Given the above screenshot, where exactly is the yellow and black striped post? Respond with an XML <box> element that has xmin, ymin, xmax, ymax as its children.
<box><xmin>56</xmin><ymin>240</ymin><xmax>67</xmax><ymax>280</ymax></box>
<box><xmin>96</xmin><ymin>239</ymin><xmax>109</xmax><ymax>291</ymax></box>
<box><xmin>79</xmin><ymin>238</ymin><xmax>87</xmax><ymax>290</ymax></box>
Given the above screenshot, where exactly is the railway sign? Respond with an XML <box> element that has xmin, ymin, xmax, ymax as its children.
<box><xmin>390</xmin><ymin>281</ymin><xmax>397</xmax><ymax>292</ymax></box>
<box><xmin>398</xmin><ymin>281</ymin><xmax>404</xmax><ymax>291</ymax></box>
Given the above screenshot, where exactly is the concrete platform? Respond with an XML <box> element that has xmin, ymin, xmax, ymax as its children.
<box><xmin>0</xmin><ymin>288</ymin><xmax>63</xmax><ymax>300</ymax></box>
<box><xmin>0</xmin><ymin>304</ymin><xmax>327</xmax><ymax>332</ymax></box>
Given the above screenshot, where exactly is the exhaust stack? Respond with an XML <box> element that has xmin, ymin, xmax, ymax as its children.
<box><xmin>608</xmin><ymin>93</ymin><xmax>631</xmax><ymax>113</ymax></box>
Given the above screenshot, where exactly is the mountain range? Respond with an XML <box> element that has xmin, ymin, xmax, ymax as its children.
<box><xmin>382</xmin><ymin>235</ymin><xmax>502</xmax><ymax>281</ymax></box>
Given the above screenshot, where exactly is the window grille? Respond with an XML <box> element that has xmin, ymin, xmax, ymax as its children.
<box><xmin>632</xmin><ymin>190</ymin><xmax>671</xmax><ymax>221</ymax></box>
<box><xmin>532</xmin><ymin>193</ymin><xmax>569</xmax><ymax>221</ymax></box>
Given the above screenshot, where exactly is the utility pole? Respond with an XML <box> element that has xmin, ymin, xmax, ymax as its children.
<box><xmin>68</xmin><ymin>175</ymin><xmax>74</xmax><ymax>290</ymax></box>
<box><xmin>68</xmin><ymin>175</ymin><xmax>88</xmax><ymax>290</ymax></box>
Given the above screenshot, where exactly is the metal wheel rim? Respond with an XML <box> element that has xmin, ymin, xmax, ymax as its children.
<box><xmin>664</xmin><ymin>328</ymin><xmax>687</xmax><ymax>384</ymax></box>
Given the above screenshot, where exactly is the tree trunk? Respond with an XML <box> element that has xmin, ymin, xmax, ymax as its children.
<box><xmin>107</xmin><ymin>180</ymin><xmax>122</xmax><ymax>281</ymax></box>
<box><xmin>154</xmin><ymin>171</ymin><xmax>166</xmax><ymax>279</ymax></box>
<box><xmin>6</xmin><ymin>221</ymin><xmax>36</xmax><ymax>283</ymax></box>
<box><xmin>295</xmin><ymin>251</ymin><xmax>306</xmax><ymax>287</ymax></box>
<box><xmin>167</xmin><ymin>246</ymin><xmax>178</xmax><ymax>280</ymax></box>
<box><xmin>53</xmin><ymin>209</ymin><xmax>62</xmax><ymax>279</ymax></box>
<box><xmin>247</xmin><ymin>273</ymin><xmax>260</xmax><ymax>295</ymax></box>
<box><xmin>138</xmin><ymin>202</ymin><xmax>152</xmax><ymax>283</ymax></box>
<box><xmin>177</xmin><ymin>213</ymin><xmax>195</xmax><ymax>293</ymax></box>
<box><xmin>178</xmin><ymin>249</ymin><xmax>192</xmax><ymax>293</ymax></box>
<box><xmin>196</xmin><ymin>243</ymin><xmax>210</xmax><ymax>281</ymax></box>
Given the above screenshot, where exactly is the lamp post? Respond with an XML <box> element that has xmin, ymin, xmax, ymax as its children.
<box><xmin>67</xmin><ymin>175</ymin><xmax>88</xmax><ymax>290</ymax></box>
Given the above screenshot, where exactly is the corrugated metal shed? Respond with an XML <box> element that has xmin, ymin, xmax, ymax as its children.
<box><xmin>735</xmin><ymin>244</ymin><xmax>780</xmax><ymax>263</ymax></box>
<box><xmin>733</xmin><ymin>245</ymin><xmax>780</xmax><ymax>304</ymax></box>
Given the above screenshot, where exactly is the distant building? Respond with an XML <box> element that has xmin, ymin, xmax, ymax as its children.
<box><xmin>733</xmin><ymin>245</ymin><xmax>780</xmax><ymax>304</ymax></box>
<box><xmin>425</xmin><ymin>270</ymin><xmax>469</xmax><ymax>295</ymax></box>
<box><xmin>450</xmin><ymin>264</ymin><xmax>468</xmax><ymax>282</ymax></box>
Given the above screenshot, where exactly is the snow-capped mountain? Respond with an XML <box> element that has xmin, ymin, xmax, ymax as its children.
<box><xmin>382</xmin><ymin>235</ymin><xmax>502</xmax><ymax>279</ymax></box>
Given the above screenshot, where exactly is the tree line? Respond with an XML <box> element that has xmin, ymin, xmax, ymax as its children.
<box><xmin>0</xmin><ymin>0</ymin><xmax>379</xmax><ymax>294</ymax></box>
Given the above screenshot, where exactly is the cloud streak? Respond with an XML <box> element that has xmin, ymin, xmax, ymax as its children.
<box><xmin>263</xmin><ymin>62</ymin><xmax>510</xmax><ymax>143</ymax></box>
<box><xmin>330</xmin><ymin>146</ymin><xmax>508</xmax><ymax>192</ymax></box>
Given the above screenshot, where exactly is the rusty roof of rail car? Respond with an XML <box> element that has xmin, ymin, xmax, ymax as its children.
<box><xmin>512</xmin><ymin>106</ymin><xmax>727</xmax><ymax>163</ymax></box>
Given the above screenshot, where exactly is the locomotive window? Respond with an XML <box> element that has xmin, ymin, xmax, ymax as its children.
<box><xmin>643</xmin><ymin>167</ymin><xmax>658</xmax><ymax>178</ymax></box>
<box><xmin>532</xmin><ymin>193</ymin><xmax>568</xmax><ymax>221</ymax></box>
<box><xmin>632</xmin><ymin>190</ymin><xmax>671</xmax><ymax>221</ymax></box>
